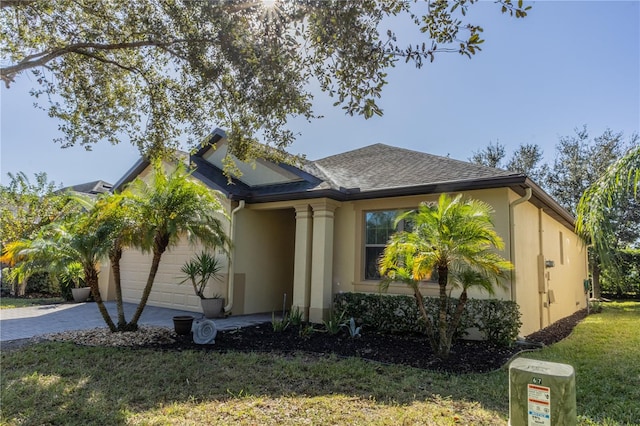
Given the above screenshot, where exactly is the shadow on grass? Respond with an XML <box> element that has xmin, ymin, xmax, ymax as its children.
<box><xmin>1</xmin><ymin>341</ymin><xmax>509</xmax><ymax>425</ymax></box>
<box><xmin>3</xmin><ymin>302</ymin><xmax>638</xmax><ymax>425</ymax></box>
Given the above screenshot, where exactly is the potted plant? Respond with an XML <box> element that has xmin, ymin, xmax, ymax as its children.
<box><xmin>179</xmin><ymin>251</ymin><xmax>225</xmax><ymax>318</ymax></box>
<box><xmin>61</xmin><ymin>262</ymin><xmax>91</xmax><ymax>303</ymax></box>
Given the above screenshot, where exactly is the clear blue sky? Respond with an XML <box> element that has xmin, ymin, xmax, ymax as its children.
<box><xmin>1</xmin><ymin>1</ymin><xmax>639</xmax><ymax>187</ymax></box>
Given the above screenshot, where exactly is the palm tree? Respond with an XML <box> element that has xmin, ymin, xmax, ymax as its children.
<box><xmin>379</xmin><ymin>193</ymin><xmax>512</xmax><ymax>359</ymax></box>
<box><xmin>125</xmin><ymin>162</ymin><xmax>229</xmax><ymax>329</ymax></box>
<box><xmin>576</xmin><ymin>145</ymin><xmax>640</xmax><ymax>278</ymax></box>
<box><xmin>3</xmin><ymin>212</ymin><xmax>118</xmax><ymax>331</ymax></box>
<box><xmin>88</xmin><ymin>192</ymin><xmax>142</xmax><ymax>330</ymax></box>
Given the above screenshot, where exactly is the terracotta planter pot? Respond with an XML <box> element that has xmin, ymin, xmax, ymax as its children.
<box><xmin>172</xmin><ymin>316</ymin><xmax>194</xmax><ymax>335</ymax></box>
<box><xmin>71</xmin><ymin>287</ymin><xmax>91</xmax><ymax>303</ymax></box>
<box><xmin>201</xmin><ymin>298</ymin><xmax>225</xmax><ymax>318</ymax></box>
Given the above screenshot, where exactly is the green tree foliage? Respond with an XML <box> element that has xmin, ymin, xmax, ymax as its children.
<box><xmin>1</xmin><ymin>0</ymin><xmax>530</xmax><ymax>167</ymax></box>
<box><xmin>469</xmin><ymin>141</ymin><xmax>506</xmax><ymax>168</ymax></box>
<box><xmin>546</xmin><ymin>127</ymin><xmax>638</xmax><ymax>297</ymax></box>
<box><xmin>545</xmin><ymin>126</ymin><xmax>634</xmax><ymax>216</ymax></box>
<box><xmin>576</xmin><ymin>145</ymin><xmax>640</xmax><ymax>292</ymax></box>
<box><xmin>3</xmin><ymin>203</ymin><xmax>118</xmax><ymax>328</ymax></box>
<box><xmin>0</xmin><ymin>172</ymin><xmax>68</xmax><ymax>247</ymax></box>
<box><xmin>469</xmin><ymin>141</ymin><xmax>548</xmax><ymax>183</ymax></box>
<box><xmin>3</xmin><ymin>163</ymin><xmax>230</xmax><ymax>332</ymax></box>
<box><xmin>601</xmin><ymin>248</ymin><xmax>640</xmax><ymax>297</ymax></box>
<box><xmin>379</xmin><ymin>193</ymin><xmax>512</xmax><ymax>358</ymax></box>
<box><xmin>505</xmin><ymin>143</ymin><xmax>548</xmax><ymax>183</ymax></box>
<box><xmin>0</xmin><ymin>172</ymin><xmax>71</xmax><ymax>295</ymax></box>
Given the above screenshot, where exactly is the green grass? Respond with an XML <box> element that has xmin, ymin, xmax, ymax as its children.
<box><xmin>0</xmin><ymin>296</ymin><xmax>64</xmax><ymax>309</ymax></box>
<box><xmin>1</xmin><ymin>302</ymin><xmax>638</xmax><ymax>425</ymax></box>
<box><xmin>520</xmin><ymin>301</ymin><xmax>640</xmax><ymax>425</ymax></box>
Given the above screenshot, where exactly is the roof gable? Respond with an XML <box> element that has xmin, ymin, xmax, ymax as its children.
<box><xmin>200</xmin><ymin>140</ymin><xmax>303</xmax><ymax>187</ymax></box>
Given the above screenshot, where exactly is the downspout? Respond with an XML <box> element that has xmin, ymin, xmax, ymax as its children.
<box><xmin>509</xmin><ymin>187</ymin><xmax>532</xmax><ymax>303</ymax></box>
<box><xmin>224</xmin><ymin>200</ymin><xmax>245</xmax><ymax>314</ymax></box>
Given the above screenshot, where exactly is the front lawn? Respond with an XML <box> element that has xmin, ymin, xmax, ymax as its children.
<box><xmin>1</xmin><ymin>301</ymin><xmax>638</xmax><ymax>425</ymax></box>
<box><xmin>0</xmin><ymin>296</ymin><xmax>64</xmax><ymax>309</ymax></box>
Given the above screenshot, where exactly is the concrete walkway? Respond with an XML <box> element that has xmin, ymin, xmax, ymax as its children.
<box><xmin>0</xmin><ymin>301</ymin><xmax>272</xmax><ymax>342</ymax></box>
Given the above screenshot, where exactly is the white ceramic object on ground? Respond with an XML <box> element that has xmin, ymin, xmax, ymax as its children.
<box><xmin>192</xmin><ymin>319</ymin><xmax>217</xmax><ymax>344</ymax></box>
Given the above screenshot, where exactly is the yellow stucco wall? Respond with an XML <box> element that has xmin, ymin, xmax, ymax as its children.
<box><xmin>510</xmin><ymin>190</ymin><xmax>588</xmax><ymax>336</ymax></box>
<box><xmin>511</xmin><ymin>199</ymin><xmax>541</xmax><ymax>336</ymax></box>
<box><xmin>329</xmin><ymin>188</ymin><xmax>586</xmax><ymax>336</ymax></box>
<box><xmin>233</xmin><ymin>207</ymin><xmax>295</xmax><ymax>315</ymax></box>
<box><xmin>334</xmin><ymin>189</ymin><xmax>513</xmax><ymax>302</ymax></box>
<box><xmin>541</xmin><ymin>210</ymin><xmax>588</xmax><ymax>323</ymax></box>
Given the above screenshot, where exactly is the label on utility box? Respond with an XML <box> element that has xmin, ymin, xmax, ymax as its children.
<box><xmin>527</xmin><ymin>384</ymin><xmax>551</xmax><ymax>426</ymax></box>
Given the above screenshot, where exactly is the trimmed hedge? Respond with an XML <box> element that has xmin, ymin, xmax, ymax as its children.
<box><xmin>334</xmin><ymin>292</ymin><xmax>522</xmax><ymax>346</ymax></box>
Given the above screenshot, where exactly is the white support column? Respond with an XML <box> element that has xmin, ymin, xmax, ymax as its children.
<box><xmin>292</xmin><ymin>204</ymin><xmax>313</xmax><ymax>320</ymax></box>
<box><xmin>308</xmin><ymin>199</ymin><xmax>340</xmax><ymax>323</ymax></box>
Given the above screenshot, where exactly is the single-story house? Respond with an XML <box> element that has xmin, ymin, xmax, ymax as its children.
<box><xmin>98</xmin><ymin>129</ymin><xmax>588</xmax><ymax>336</ymax></box>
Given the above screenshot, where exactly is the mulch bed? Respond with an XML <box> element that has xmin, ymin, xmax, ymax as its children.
<box><xmin>3</xmin><ymin>308</ymin><xmax>590</xmax><ymax>373</ymax></box>
<box><xmin>147</xmin><ymin>308</ymin><xmax>590</xmax><ymax>374</ymax></box>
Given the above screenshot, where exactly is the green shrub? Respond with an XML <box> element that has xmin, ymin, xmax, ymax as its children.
<box><xmin>25</xmin><ymin>272</ymin><xmax>60</xmax><ymax>296</ymax></box>
<box><xmin>334</xmin><ymin>292</ymin><xmax>521</xmax><ymax>346</ymax></box>
<box><xmin>465</xmin><ymin>298</ymin><xmax>522</xmax><ymax>346</ymax></box>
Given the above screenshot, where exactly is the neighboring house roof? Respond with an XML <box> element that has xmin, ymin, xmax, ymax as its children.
<box><xmin>113</xmin><ymin>128</ymin><xmax>576</xmax><ymax>230</ymax></box>
<box><xmin>60</xmin><ymin>180</ymin><xmax>113</xmax><ymax>195</ymax></box>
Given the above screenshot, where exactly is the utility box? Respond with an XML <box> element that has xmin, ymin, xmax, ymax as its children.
<box><xmin>509</xmin><ymin>358</ymin><xmax>576</xmax><ymax>426</ymax></box>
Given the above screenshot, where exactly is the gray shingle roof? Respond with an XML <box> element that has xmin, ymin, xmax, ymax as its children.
<box><xmin>60</xmin><ymin>180</ymin><xmax>113</xmax><ymax>195</ymax></box>
<box><xmin>114</xmin><ymin>137</ymin><xmax>575</xmax><ymax>229</ymax></box>
<box><xmin>309</xmin><ymin>143</ymin><xmax>518</xmax><ymax>192</ymax></box>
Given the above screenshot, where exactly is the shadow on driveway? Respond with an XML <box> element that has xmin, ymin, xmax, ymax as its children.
<box><xmin>0</xmin><ymin>301</ymin><xmax>271</xmax><ymax>342</ymax></box>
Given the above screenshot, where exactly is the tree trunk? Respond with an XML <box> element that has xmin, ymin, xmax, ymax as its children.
<box><xmin>412</xmin><ymin>285</ymin><xmax>438</xmax><ymax>351</ymax></box>
<box><xmin>85</xmin><ymin>265</ymin><xmax>116</xmax><ymax>331</ymax></box>
<box><xmin>109</xmin><ymin>245</ymin><xmax>126</xmax><ymax>330</ymax></box>
<box><xmin>128</xmin><ymin>246</ymin><xmax>164</xmax><ymax>328</ymax></box>
<box><xmin>10</xmin><ymin>278</ymin><xmax>22</xmax><ymax>296</ymax></box>
<box><xmin>16</xmin><ymin>278</ymin><xmax>27</xmax><ymax>296</ymax></box>
<box><xmin>436</xmin><ymin>265</ymin><xmax>450</xmax><ymax>359</ymax></box>
<box><xmin>448</xmin><ymin>289</ymin><xmax>468</xmax><ymax>343</ymax></box>
<box><xmin>592</xmin><ymin>262</ymin><xmax>601</xmax><ymax>299</ymax></box>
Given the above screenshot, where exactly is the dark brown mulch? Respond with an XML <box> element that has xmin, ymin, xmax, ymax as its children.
<box><xmin>3</xmin><ymin>309</ymin><xmax>590</xmax><ymax>373</ymax></box>
<box><xmin>524</xmin><ymin>308</ymin><xmax>589</xmax><ymax>346</ymax></box>
<box><xmin>147</xmin><ymin>308</ymin><xmax>590</xmax><ymax>374</ymax></box>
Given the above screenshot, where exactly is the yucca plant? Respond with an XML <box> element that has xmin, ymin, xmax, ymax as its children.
<box><xmin>179</xmin><ymin>251</ymin><xmax>223</xmax><ymax>299</ymax></box>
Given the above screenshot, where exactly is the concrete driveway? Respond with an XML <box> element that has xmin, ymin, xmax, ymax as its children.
<box><xmin>0</xmin><ymin>301</ymin><xmax>271</xmax><ymax>342</ymax></box>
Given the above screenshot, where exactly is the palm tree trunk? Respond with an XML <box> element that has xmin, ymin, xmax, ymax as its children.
<box><xmin>85</xmin><ymin>265</ymin><xmax>117</xmax><ymax>332</ymax></box>
<box><xmin>109</xmin><ymin>245</ymin><xmax>126</xmax><ymax>330</ymax></box>
<box><xmin>448</xmin><ymin>289</ymin><xmax>468</xmax><ymax>343</ymax></box>
<box><xmin>412</xmin><ymin>286</ymin><xmax>438</xmax><ymax>351</ymax></box>
<box><xmin>129</xmin><ymin>247</ymin><xmax>164</xmax><ymax>328</ymax></box>
<box><xmin>437</xmin><ymin>265</ymin><xmax>450</xmax><ymax>359</ymax></box>
<box><xmin>16</xmin><ymin>278</ymin><xmax>27</xmax><ymax>296</ymax></box>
